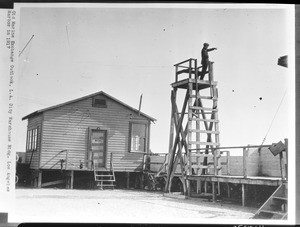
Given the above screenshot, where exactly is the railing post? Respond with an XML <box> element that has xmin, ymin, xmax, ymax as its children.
<box><xmin>189</xmin><ymin>59</ymin><xmax>192</xmax><ymax>79</ymax></box>
<box><xmin>110</xmin><ymin>152</ymin><xmax>113</xmax><ymax>171</ymax></box>
<box><xmin>284</xmin><ymin>138</ymin><xmax>288</xmax><ymax>180</ymax></box>
<box><xmin>65</xmin><ymin>150</ymin><xmax>68</xmax><ymax>170</ymax></box>
<box><xmin>208</xmin><ymin>61</ymin><xmax>214</xmax><ymax>81</ymax></box>
<box><xmin>226</xmin><ymin>150</ymin><xmax>230</xmax><ymax>175</ymax></box>
<box><xmin>243</xmin><ymin>147</ymin><xmax>248</xmax><ymax>178</ymax></box>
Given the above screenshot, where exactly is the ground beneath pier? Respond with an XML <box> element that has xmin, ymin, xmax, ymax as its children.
<box><xmin>10</xmin><ymin>188</ymin><xmax>258</xmax><ymax>224</ymax></box>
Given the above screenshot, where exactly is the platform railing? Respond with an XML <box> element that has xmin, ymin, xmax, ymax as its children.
<box><xmin>189</xmin><ymin>142</ymin><xmax>287</xmax><ymax>180</ymax></box>
<box><xmin>174</xmin><ymin>58</ymin><xmax>215</xmax><ymax>83</ymax></box>
<box><xmin>142</xmin><ymin>153</ymin><xmax>169</xmax><ymax>176</ymax></box>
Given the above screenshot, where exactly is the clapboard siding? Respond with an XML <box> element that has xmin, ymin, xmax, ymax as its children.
<box><xmin>40</xmin><ymin>94</ymin><xmax>150</xmax><ymax>172</ymax></box>
<box><xmin>25</xmin><ymin>115</ymin><xmax>42</xmax><ymax>169</ymax></box>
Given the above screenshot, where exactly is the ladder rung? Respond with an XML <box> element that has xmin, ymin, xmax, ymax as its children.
<box><xmin>189</xmin><ymin>141</ymin><xmax>220</xmax><ymax>146</ymax></box>
<box><xmin>190</xmin><ymin>95</ymin><xmax>217</xmax><ymax>100</ymax></box>
<box><xmin>189</xmin><ymin>129</ymin><xmax>220</xmax><ymax>134</ymax></box>
<box><xmin>189</xmin><ymin>118</ymin><xmax>219</xmax><ymax>123</ymax></box>
<box><xmin>189</xmin><ymin>106</ymin><xmax>218</xmax><ymax>111</ymax></box>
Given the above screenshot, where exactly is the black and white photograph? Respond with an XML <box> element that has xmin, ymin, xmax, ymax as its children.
<box><xmin>0</xmin><ymin>2</ymin><xmax>296</xmax><ymax>225</ymax></box>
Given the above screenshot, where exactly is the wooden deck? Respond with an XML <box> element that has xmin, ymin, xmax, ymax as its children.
<box><xmin>187</xmin><ymin>175</ymin><xmax>284</xmax><ymax>186</ymax></box>
<box><xmin>157</xmin><ymin>172</ymin><xmax>284</xmax><ymax>187</ymax></box>
<box><xmin>171</xmin><ymin>78</ymin><xmax>217</xmax><ymax>90</ymax></box>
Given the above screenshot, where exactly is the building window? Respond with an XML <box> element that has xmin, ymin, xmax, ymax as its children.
<box><xmin>129</xmin><ymin>123</ymin><xmax>147</xmax><ymax>153</ymax></box>
<box><xmin>26</xmin><ymin>127</ymin><xmax>38</xmax><ymax>151</ymax></box>
<box><xmin>92</xmin><ymin>96</ymin><xmax>107</xmax><ymax>108</ymax></box>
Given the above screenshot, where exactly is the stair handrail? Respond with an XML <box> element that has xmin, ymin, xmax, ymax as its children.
<box><xmin>110</xmin><ymin>152</ymin><xmax>115</xmax><ymax>180</ymax></box>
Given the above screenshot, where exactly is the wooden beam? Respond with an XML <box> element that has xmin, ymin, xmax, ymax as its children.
<box><xmin>41</xmin><ymin>179</ymin><xmax>65</xmax><ymax>188</ymax></box>
<box><xmin>165</xmin><ymin>90</ymin><xmax>189</xmax><ymax>192</ymax></box>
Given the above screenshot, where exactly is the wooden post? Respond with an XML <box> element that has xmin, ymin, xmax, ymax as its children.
<box><xmin>37</xmin><ymin>171</ymin><xmax>42</xmax><ymax>188</ymax></box>
<box><xmin>279</xmin><ymin>152</ymin><xmax>284</xmax><ymax>180</ymax></box>
<box><xmin>187</xmin><ymin>81</ymin><xmax>193</xmax><ymax>197</ymax></box>
<box><xmin>217</xmin><ymin>181</ymin><xmax>221</xmax><ymax>196</ymax></box>
<box><xmin>209</xmin><ymin>62</ymin><xmax>214</xmax><ymax>81</ymax></box>
<box><xmin>140</xmin><ymin>173</ymin><xmax>144</xmax><ymax>189</ymax></box>
<box><xmin>227</xmin><ymin>183</ymin><xmax>231</xmax><ymax>198</ymax></box>
<box><xmin>197</xmin><ymin>180</ymin><xmax>201</xmax><ymax>194</ymax></box>
<box><xmin>242</xmin><ymin>183</ymin><xmax>246</xmax><ymax>207</ymax></box>
<box><xmin>226</xmin><ymin>151</ymin><xmax>230</xmax><ymax>175</ymax></box>
<box><xmin>212</xmin><ymin>182</ymin><xmax>216</xmax><ymax>203</ymax></box>
<box><xmin>285</xmin><ymin>138</ymin><xmax>288</xmax><ymax>179</ymax></box>
<box><xmin>165</xmin><ymin>90</ymin><xmax>177</xmax><ymax>192</ymax></box>
<box><xmin>243</xmin><ymin>147</ymin><xmax>248</xmax><ymax>178</ymax></box>
<box><xmin>126</xmin><ymin>172</ymin><xmax>130</xmax><ymax>189</ymax></box>
<box><xmin>70</xmin><ymin>170</ymin><xmax>74</xmax><ymax>189</ymax></box>
<box><xmin>204</xmin><ymin>180</ymin><xmax>208</xmax><ymax>193</ymax></box>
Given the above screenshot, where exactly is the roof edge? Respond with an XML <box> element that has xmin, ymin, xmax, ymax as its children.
<box><xmin>22</xmin><ymin>91</ymin><xmax>156</xmax><ymax>122</ymax></box>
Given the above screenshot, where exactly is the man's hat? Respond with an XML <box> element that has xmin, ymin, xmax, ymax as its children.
<box><xmin>204</xmin><ymin>43</ymin><xmax>209</xmax><ymax>46</ymax></box>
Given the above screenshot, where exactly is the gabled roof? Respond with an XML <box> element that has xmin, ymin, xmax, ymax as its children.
<box><xmin>22</xmin><ymin>91</ymin><xmax>156</xmax><ymax>122</ymax></box>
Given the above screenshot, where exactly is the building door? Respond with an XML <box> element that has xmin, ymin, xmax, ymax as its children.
<box><xmin>88</xmin><ymin>127</ymin><xmax>107</xmax><ymax>169</ymax></box>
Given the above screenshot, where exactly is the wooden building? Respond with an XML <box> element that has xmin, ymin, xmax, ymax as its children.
<box><xmin>22</xmin><ymin>91</ymin><xmax>155</xmax><ymax>189</ymax></box>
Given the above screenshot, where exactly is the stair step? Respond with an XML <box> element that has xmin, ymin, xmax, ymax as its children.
<box><xmin>272</xmin><ymin>196</ymin><xmax>287</xmax><ymax>201</ymax></box>
<box><xmin>97</xmin><ymin>184</ymin><xmax>115</xmax><ymax>187</ymax></box>
<box><xmin>95</xmin><ymin>179</ymin><xmax>115</xmax><ymax>182</ymax></box>
<box><xmin>259</xmin><ymin>210</ymin><xmax>285</xmax><ymax>216</ymax></box>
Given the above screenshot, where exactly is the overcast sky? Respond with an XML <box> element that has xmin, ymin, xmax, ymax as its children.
<box><xmin>16</xmin><ymin>4</ymin><xmax>294</xmax><ymax>155</ymax></box>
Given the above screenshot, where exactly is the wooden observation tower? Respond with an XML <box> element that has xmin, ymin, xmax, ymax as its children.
<box><xmin>165</xmin><ymin>58</ymin><xmax>221</xmax><ymax>196</ymax></box>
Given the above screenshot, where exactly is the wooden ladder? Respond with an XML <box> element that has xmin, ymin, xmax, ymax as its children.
<box><xmin>188</xmin><ymin>61</ymin><xmax>221</xmax><ymax>177</ymax></box>
<box><xmin>252</xmin><ymin>183</ymin><xmax>288</xmax><ymax>220</ymax></box>
<box><xmin>93</xmin><ymin>153</ymin><xmax>115</xmax><ymax>189</ymax></box>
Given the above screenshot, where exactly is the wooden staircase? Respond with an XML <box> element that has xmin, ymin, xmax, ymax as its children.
<box><xmin>252</xmin><ymin>183</ymin><xmax>287</xmax><ymax>219</ymax></box>
<box><xmin>93</xmin><ymin>153</ymin><xmax>115</xmax><ymax>189</ymax></box>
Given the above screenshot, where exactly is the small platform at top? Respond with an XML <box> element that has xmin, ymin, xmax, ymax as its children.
<box><xmin>171</xmin><ymin>78</ymin><xmax>218</xmax><ymax>90</ymax></box>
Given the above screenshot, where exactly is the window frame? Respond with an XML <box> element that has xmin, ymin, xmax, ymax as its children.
<box><xmin>26</xmin><ymin>127</ymin><xmax>39</xmax><ymax>152</ymax></box>
<box><xmin>92</xmin><ymin>96</ymin><xmax>107</xmax><ymax>108</ymax></box>
<box><xmin>128</xmin><ymin>122</ymin><xmax>148</xmax><ymax>153</ymax></box>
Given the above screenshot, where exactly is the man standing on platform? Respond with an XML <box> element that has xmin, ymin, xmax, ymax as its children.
<box><xmin>200</xmin><ymin>43</ymin><xmax>217</xmax><ymax>80</ymax></box>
